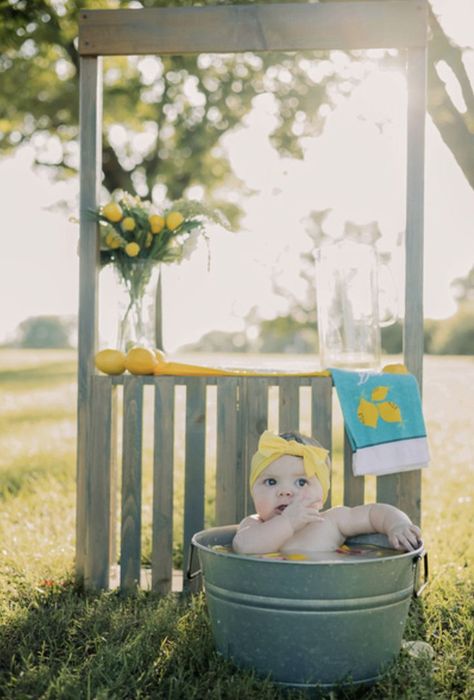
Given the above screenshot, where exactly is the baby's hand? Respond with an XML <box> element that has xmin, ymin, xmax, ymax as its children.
<box><xmin>388</xmin><ymin>522</ymin><xmax>422</xmax><ymax>551</ymax></box>
<box><xmin>280</xmin><ymin>498</ymin><xmax>323</xmax><ymax>532</ymax></box>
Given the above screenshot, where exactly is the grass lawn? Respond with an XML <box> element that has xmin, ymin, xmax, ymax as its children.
<box><xmin>0</xmin><ymin>350</ymin><xmax>472</xmax><ymax>699</ymax></box>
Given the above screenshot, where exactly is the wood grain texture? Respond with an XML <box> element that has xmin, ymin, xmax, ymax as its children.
<box><xmin>240</xmin><ymin>377</ymin><xmax>269</xmax><ymax>516</ymax></box>
<box><xmin>404</xmin><ymin>46</ymin><xmax>427</xmax><ymax>388</ymax></box>
<box><xmin>183</xmin><ymin>379</ymin><xmax>206</xmax><ymax>592</ymax></box>
<box><xmin>79</xmin><ymin>2</ymin><xmax>428</xmax><ymax>56</ymax></box>
<box><xmin>216</xmin><ymin>378</ymin><xmax>240</xmax><ymax>525</ymax></box>
<box><xmin>343</xmin><ymin>429</ymin><xmax>365</xmax><ymax>507</ymax></box>
<box><xmin>311</xmin><ymin>376</ymin><xmax>333</xmax><ymax>508</ymax></box>
<box><xmin>120</xmin><ymin>377</ymin><xmax>144</xmax><ymax>591</ymax></box>
<box><xmin>278</xmin><ymin>377</ymin><xmax>300</xmax><ymax>434</ymax></box>
<box><xmin>401</xmin><ymin>45</ymin><xmax>427</xmax><ymax>526</ymax></box>
<box><xmin>85</xmin><ymin>377</ymin><xmax>112</xmax><ymax>590</ymax></box>
<box><xmin>152</xmin><ymin>378</ymin><xmax>175</xmax><ymax>594</ymax></box>
<box><xmin>76</xmin><ymin>56</ymin><xmax>102</xmax><ymax>584</ymax></box>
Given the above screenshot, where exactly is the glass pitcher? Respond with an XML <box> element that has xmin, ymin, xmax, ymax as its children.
<box><xmin>315</xmin><ymin>240</ymin><xmax>397</xmax><ymax>370</ymax></box>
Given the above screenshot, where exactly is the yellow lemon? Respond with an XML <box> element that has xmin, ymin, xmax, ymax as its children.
<box><xmin>122</xmin><ymin>216</ymin><xmax>136</xmax><ymax>232</ymax></box>
<box><xmin>155</xmin><ymin>348</ymin><xmax>167</xmax><ymax>364</ymax></box>
<box><xmin>357</xmin><ymin>398</ymin><xmax>379</xmax><ymax>428</ymax></box>
<box><xmin>371</xmin><ymin>386</ymin><xmax>389</xmax><ymax>402</ymax></box>
<box><xmin>102</xmin><ymin>202</ymin><xmax>123</xmax><ymax>223</ymax></box>
<box><xmin>95</xmin><ymin>349</ymin><xmax>126</xmax><ymax>375</ymax></box>
<box><xmin>125</xmin><ymin>347</ymin><xmax>158</xmax><ymax>375</ymax></box>
<box><xmin>166</xmin><ymin>211</ymin><xmax>184</xmax><ymax>231</ymax></box>
<box><xmin>382</xmin><ymin>363</ymin><xmax>409</xmax><ymax>374</ymax></box>
<box><xmin>149</xmin><ymin>214</ymin><xmax>165</xmax><ymax>234</ymax></box>
<box><xmin>125</xmin><ymin>242</ymin><xmax>140</xmax><ymax>257</ymax></box>
<box><xmin>378</xmin><ymin>401</ymin><xmax>402</xmax><ymax>423</ymax></box>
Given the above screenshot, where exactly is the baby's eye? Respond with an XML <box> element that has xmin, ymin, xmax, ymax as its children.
<box><xmin>263</xmin><ymin>477</ymin><xmax>277</xmax><ymax>486</ymax></box>
<box><xmin>296</xmin><ymin>478</ymin><xmax>309</xmax><ymax>487</ymax></box>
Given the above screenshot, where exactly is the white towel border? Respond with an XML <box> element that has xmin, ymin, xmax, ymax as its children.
<box><xmin>352</xmin><ymin>437</ymin><xmax>430</xmax><ymax>477</ymax></box>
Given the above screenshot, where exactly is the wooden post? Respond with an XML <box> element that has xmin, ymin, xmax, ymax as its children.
<box><xmin>76</xmin><ymin>55</ymin><xmax>102</xmax><ymax>584</ymax></box>
<box><xmin>400</xmin><ymin>45</ymin><xmax>427</xmax><ymax>525</ymax></box>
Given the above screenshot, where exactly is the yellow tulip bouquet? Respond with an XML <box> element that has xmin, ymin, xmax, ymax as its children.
<box><xmin>96</xmin><ymin>191</ymin><xmax>228</xmax><ymax>350</ymax></box>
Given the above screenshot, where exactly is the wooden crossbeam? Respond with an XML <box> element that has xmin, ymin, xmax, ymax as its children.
<box><xmin>79</xmin><ymin>2</ymin><xmax>427</xmax><ymax>56</ymax></box>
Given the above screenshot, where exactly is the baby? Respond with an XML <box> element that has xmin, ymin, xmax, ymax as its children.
<box><xmin>232</xmin><ymin>430</ymin><xmax>422</xmax><ymax>555</ymax></box>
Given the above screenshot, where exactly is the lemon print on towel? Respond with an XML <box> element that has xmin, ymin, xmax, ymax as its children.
<box><xmin>357</xmin><ymin>386</ymin><xmax>402</xmax><ymax>428</ymax></box>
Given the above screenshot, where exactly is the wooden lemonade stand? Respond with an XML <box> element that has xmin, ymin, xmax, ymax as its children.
<box><xmin>77</xmin><ymin>2</ymin><xmax>428</xmax><ymax>592</ymax></box>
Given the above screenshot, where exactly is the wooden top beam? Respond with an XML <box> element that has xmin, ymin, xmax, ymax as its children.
<box><xmin>79</xmin><ymin>1</ymin><xmax>428</xmax><ymax>56</ymax></box>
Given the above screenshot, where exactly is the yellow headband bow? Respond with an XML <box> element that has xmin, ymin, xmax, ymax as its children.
<box><xmin>249</xmin><ymin>431</ymin><xmax>330</xmax><ymax>502</ymax></box>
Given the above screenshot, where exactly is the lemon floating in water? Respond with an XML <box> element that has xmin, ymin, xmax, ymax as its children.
<box><xmin>125</xmin><ymin>347</ymin><xmax>158</xmax><ymax>375</ymax></box>
<box><xmin>95</xmin><ymin>349</ymin><xmax>126</xmax><ymax>375</ymax></box>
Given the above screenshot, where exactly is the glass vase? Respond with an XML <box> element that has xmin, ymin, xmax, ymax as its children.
<box><xmin>114</xmin><ymin>260</ymin><xmax>161</xmax><ymax>352</ymax></box>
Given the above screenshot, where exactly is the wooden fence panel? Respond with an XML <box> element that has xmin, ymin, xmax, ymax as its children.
<box><xmin>311</xmin><ymin>376</ymin><xmax>333</xmax><ymax>508</ymax></box>
<box><xmin>183</xmin><ymin>378</ymin><xmax>207</xmax><ymax>591</ymax></box>
<box><xmin>216</xmin><ymin>378</ymin><xmax>240</xmax><ymax>525</ymax></box>
<box><xmin>120</xmin><ymin>377</ymin><xmax>144</xmax><ymax>591</ymax></box>
<box><xmin>240</xmin><ymin>377</ymin><xmax>269</xmax><ymax>516</ymax></box>
<box><xmin>343</xmin><ymin>430</ymin><xmax>365</xmax><ymax>507</ymax></box>
<box><xmin>85</xmin><ymin>376</ymin><xmax>112</xmax><ymax>590</ymax></box>
<box><xmin>278</xmin><ymin>377</ymin><xmax>300</xmax><ymax>434</ymax></box>
<box><xmin>152</xmin><ymin>378</ymin><xmax>175</xmax><ymax>594</ymax></box>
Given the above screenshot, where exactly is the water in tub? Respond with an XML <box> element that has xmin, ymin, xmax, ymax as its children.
<box><xmin>211</xmin><ymin>541</ymin><xmax>401</xmax><ymax>562</ymax></box>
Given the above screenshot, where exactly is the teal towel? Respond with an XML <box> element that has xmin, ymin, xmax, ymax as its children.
<box><xmin>331</xmin><ymin>368</ymin><xmax>430</xmax><ymax>476</ymax></box>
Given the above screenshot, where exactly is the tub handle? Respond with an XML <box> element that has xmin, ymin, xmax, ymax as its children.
<box><xmin>186</xmin><ymin>542</ymin><xmax>202</xmax><ymax>581</ymax></box>
<box><xmin>413</xmin><ymin>551</ymin><xmax>429</xmax><ymax>598</ymax></box>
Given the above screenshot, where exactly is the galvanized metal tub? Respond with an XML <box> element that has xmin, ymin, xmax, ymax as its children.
<box><xmin>191</xmin><ymin>525</ymin><xmax>426</xmax><ymax>688</ymax></box>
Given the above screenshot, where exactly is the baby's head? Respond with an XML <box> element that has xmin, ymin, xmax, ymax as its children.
<box><xmin>249</xmin><ymin>431</ymin><xmax>331</xmax><ymax>521</ymax></box>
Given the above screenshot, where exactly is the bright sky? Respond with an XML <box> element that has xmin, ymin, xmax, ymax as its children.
<box><xmin>0</xmin><ymin>0</ymin><xmax>473</xmax><ymax>352</ymax></box>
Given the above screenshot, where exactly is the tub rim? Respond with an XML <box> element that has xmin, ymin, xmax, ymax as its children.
<box><xmin>191</xmin><ymin>524</ymin><xmax>425</xmax><ymax>567</ymax></box>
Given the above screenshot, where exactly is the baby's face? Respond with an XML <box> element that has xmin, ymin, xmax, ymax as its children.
<box><xmin>252</xmin><ymin>455</ymin><xmax>324</xmax><ymax>522</ymax></box>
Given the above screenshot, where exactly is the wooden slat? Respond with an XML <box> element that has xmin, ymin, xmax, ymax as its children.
<box><xmin>79</xmin><ymin>2</ymin><xmax>428</xmax><ymax>56</ymax></box>
<box><xmin>109</xmin><ymin>388</ymin><xmax>118</xmax><ymax>566</ymax></box>
<box><xmin>400</xmin><ymin>45</ymin><xmax>427</xmax><ymax>525</ymax></box>
<box><xmin>85</xmin><ymin>377</ymin><xmax>112</xmax><ymax>590</ymax></box>
<box><xmin>216</xmin><ymin>378</ymin><xmax>240</xmax><ymax>525</ymax></box>
<box><xmin>76</xmin><ymin>55</ymin><xmax>102</xmax><ymax>585</ymax></box>
<box><xmin>376</xmin><ymin>473</ymin><xmax>400</xmax><ymax>508</ymax></box>
<box><xmin>278</xmin><ymin>377</ymin><xmax>300</xmax><ymax>434</ymax></box>
<box><xmin>183</xmin><ymin>378</ymin><xmax>207</xmax><ymax>591</ymax></box>
<box><xmin>343</xmin><ymin>429</ymin><xmax>364</xmax><ymax>507</ymax></box>
<box><xmin>152</xmin><ymin>378</ymin><xmax>175</xmax><ymax>594</ymax></box>
<box><xmin>311</xmin><ymin>376</ymin><xmax>333</xmax><ymax>508</ymax></box>
<box><xmin>404</xmin><ymin>46</ymin><xmax>427</xmax><ymax>388</ymax></box>
<box><xmin>120</xmin><ymin>377</ymin><xmax>144</xmax><ymax>591</ymax></box>
<box><xmin>376</xmin><ymin>469</ymin><xmax>421</xmax><ymax>526</ymax></box>
<box><xmin>240</xmin><ymin>377</ymin><xmax>269</xmax><ymax>516</ymax></box>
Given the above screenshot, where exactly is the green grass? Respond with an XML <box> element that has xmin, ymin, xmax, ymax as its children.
<box><xmin>0</xmin><ymin>350</ymin><xmax>473</xmax><ymax>698</ymax></box>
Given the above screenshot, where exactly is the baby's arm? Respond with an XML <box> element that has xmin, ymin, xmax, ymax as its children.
<box><xmin>232</xmin><ymin>500</ymin><xmax>323</xmax><ymax>554</ymax></box>
<box><xmin>328</xmin><ymin>503</ymin><xmax>421</xmax><ymax>551</ymax></box>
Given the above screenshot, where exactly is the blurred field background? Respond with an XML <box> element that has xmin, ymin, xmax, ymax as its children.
<box><xmin>0</xmin><ymin>350</ymin><xmax>472</xmax><ymax>698</ymax></box>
